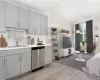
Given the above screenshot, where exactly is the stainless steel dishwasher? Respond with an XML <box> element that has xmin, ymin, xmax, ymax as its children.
<box><xmin>31</xmin><ymin>46</ymin><xmax>45</xmax><ymax>71</ymax></box>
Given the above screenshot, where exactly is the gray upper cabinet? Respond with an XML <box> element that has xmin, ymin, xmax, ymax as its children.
<box><xmin>19</xmin><ymin>7</ymin><xmax>29</xmax><ymax>29</ymax></box>
<box><xmin>0</xmin><ymin>0</ymin><xmax>5</xmax><ymax>32</ymax></box>
<box><xmin>29</xmin><ymin>10</ymin><xmax>35</xmax><ymax>34</ymax></box>
<box><xmin>4</xmin><ymin>1</ymin><xmax>48</xmax><ymax>34</ymax></box>
<box><xmin>29</xmin><ymin>10</ymin><xmax>41</xmax><ymax>35</ymax></box>
<box><xmin>29</xmin><ymin>10</ymin><xmax>48</xmax><ymax>35</ymax></box>
<box><xmin>6</xmin><ymin>2</ymin><xmax>18</xmax><ymax>28</ymax></box>
<box><xmin>35</xmin><ymin>13</ymin><xmax>41</xmax><ymax>35</ymax></box>
<box><xmin>40</xmin><ymin>14</ymin><xmax>48</xmax><ymax>35</ymax></box>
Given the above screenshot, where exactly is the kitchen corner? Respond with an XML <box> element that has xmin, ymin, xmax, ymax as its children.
<box><xmin>0</xmin><ymin>0</ymin><xmax>52</xmax><ymax>80</ymax></box>
<box><xmin>0</xmin><ymin>33</ymin><xmax>52</xmax><ymax>80</ymax></box>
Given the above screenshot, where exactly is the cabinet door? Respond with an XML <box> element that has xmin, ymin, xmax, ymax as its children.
<box><xmin>45</xmin><ymin>46</ymin><xmax>52</xmax><ymax>65</ymax></box>
<box><xmin>19</xmin><ymin>7</ymin><xmax>29</xmax><ymax>29</ymax></box>
<box><xmin>40</xmin><ymin>15</ymin><xmax>48</xmax><ymax>35</ymax></box>
<box><xmin>29</xmin><ymin>10</ymin><xmax>35</xmax><ymax>34</ymax></box>
<box><xmin>7</xmin><ymin>54</ymin><xmax>20</xmax><ymax>79</ymax></box>
<box><xmin>29</xmin><ymin>10</ymin><xmax>40</xmax><ymax>35</ymax></box>
<box><xmin>35</xmin><ymin>13</ymin><xmax>41</xmax><ymax>35</ymax></box>
<box><xmin>6</xmin><ymin>2</ymin><xmax>18</xmax><ymax>28</ymax></box>
<box><xmin>44</xmin><ymin>16</ymin><xmax>48</xmax><ymax>35</ymax></box>
<box><xmin>0</xmin><ymin>57</ymin><xmax>6</xmax><ymax>80</ymax></box>
<box><xmin>39</xmin><ymin>49</ymin><xmax>45</xmax><ymax>67</ymax></box>
<box><xmin>21</xmin><ymin>52</ymin><xmax>31</xmax><ymax>74</ymax></box>
<box><xmin>0</xmin><ymin>0</ymin><xmax>5</xmax><ymax>32</ymax></box>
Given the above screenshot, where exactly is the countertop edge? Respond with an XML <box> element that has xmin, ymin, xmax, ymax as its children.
<box><xmin>0</xmin><ymin>44</ymin><xmax>52</xmax><ymax>51</ymax></box>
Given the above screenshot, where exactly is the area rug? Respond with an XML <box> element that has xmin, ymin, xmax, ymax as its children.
<box><xmin>58</xmin><ymin>53</ymin><xmax>92</xmax><ymax>71</ymax></box>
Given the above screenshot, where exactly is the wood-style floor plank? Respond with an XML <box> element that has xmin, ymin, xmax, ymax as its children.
<box><xmin>16</xmin><ymin>62</ymin><xmax>100</xmax><ymax>80</ymax></box>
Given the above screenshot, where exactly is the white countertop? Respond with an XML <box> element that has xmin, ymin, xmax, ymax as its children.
<box><xmin>0</xmin><ymin>44</ymin><xmax>52</xmax><ymax>51</ymax></box>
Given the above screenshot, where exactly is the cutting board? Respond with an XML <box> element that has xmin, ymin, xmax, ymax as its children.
<box><xmin>0</xmin><ymin>35</ymin><xmax>7</xmax><ymax>48</ymax></box>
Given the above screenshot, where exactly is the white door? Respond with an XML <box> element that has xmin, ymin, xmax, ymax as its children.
<box><xmin>19</xmin><ymin>7</ymin><xmax>29</xmax><ymax>29</ymax></box>
<box><xmin>0</xmin><ymin>0</ymin><xmax>5</xmax><ymax>32</ymax></box>
<box><xmin>0</xmin><ymin>57</ymin><xmax>6</xmax><ymax>80</ymax></box>
<box><xmin>21</xmin><ymin>53</ymin><xmax>31</xmax><ymax>74</ymax></box>
<box><xmin>45</xmin><ymin>46</ymin><xmax>52</xmax><ymax>65</ymax></box>
<box><xmin>6</xmin><ymin>2</ymin><xmax>18</xmax><ymax>28</ymax></box>
<box><xmin>7</xmin><ymin>54</ymin><xmax>20</xmax><ymax>79</ymax></box>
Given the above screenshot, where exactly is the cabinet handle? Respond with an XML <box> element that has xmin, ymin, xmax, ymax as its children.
<box><xmin>38</xmin><ymin>50</ymin><xmax>39</xmax><ymax>67</ymax></box>
<box><xmin>21</xmin><ymin>55</ymin><xmax>22</xmax><ymax>62</ymax></box>
<box><xmin>4</xmin><ymin>58</ymin><xmax>5</xmax><ymax>66</ymax></box>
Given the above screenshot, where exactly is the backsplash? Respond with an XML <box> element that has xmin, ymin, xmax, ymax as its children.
<box><xmin>0</xmin><ymin>32</ymin><xmax>51</xmax><ymax>47</ymax></box>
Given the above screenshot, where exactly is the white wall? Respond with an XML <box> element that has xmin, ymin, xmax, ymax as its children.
<box><xmin>44</xmin><ymin>10</ymin><xmax>73</xmax><ymax>31</ymax></box>
<box><xmin>44</xmin><ymin>9</ymin><xmax>74</xmax><ymax>47</ymax></box>
<box><xmin>93</xmin><ymin>15</ymin><xmax>100</xmax><ymax>54</ymax></box>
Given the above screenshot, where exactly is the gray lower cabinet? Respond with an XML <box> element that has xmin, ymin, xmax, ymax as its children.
<box><xmin>7</xmin><ymin>54</ymin><xmax>20</xmax><ymax>79</ymax></box>
<box><xmin>45</xmin><ymin>46</ymin><xmax>52</xmax><ymax>65</ymax></box>
<box><xmin>6</xmin><ymin>48</ymin><xmax>31</xmax><ymax>79</ymax></box>
<box><xmin>20</xmin><ymin>53</ymin><xmax>31</xmax><ymax>74</ymax></box>
<box><xmin>0</xmin><ymin>57</ymin><xmax>6</xmax><ymax>80</ymax></box>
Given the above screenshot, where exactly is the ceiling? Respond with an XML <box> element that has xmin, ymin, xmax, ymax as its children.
<box><xmin>58</xmin><ymin>0</ymin><xmax>100</xmax><ymax>22</ymax></box>
<box><xmin>7</xmin><ymin>0</ymin><xmax>100</xmax><ymax>23</ymax></box>
<box><xmin>7</xmin><ymin>0</ymin><xmax>62</xmax><ymax>12</ymax></box>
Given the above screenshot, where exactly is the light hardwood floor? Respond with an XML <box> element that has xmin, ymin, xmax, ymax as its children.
<box><xmin>16</xmin><ymin>62</ymin><xmax>100</xmax><ymax>80</ymax></box>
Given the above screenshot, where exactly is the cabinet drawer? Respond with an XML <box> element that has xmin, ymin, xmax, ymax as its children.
<box><xmin>0</xmin><ymin>50</ymin><xmax>7</xmax><ymax>57</ymax></box>
<box><xmin>19</xmin><ymin>48</ymin><xmax>31</xmax><ymax>53</ymax></box>
<box><xmin>7</xmin><ymin>48</ymin><xmax>31</xmax><ymax>56</ymax></box>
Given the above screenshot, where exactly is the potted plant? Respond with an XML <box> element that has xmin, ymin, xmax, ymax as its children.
<box><xmin>51</xmin><ymin>27</ymin><xmax>57</xmax><ymax>32</ymax></box>
<box><xmin>66</xmin><ymin>30</ymin><xmax>69</xmax><ymax>34</ymax></box>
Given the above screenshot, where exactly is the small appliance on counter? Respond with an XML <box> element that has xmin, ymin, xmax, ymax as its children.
<box><xmin>37</xmin><ymin>37</ymin><xmax>44</xmax><ymax>45</ymax></box>
<box><xmin>31</xmin><ymin>38</ymin><xmax>35</xmax><ymax>45</ymax></box>
<box><xmin>28</xmin><ymin>36</ymin><xmax>31</xmax><ymax>45</ymax></box>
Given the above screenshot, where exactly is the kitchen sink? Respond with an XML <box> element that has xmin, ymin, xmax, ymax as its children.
<box><xmin>8</xmin><ymin>45</ymin><xmax>28</xmax><ymax>48</ymax></box>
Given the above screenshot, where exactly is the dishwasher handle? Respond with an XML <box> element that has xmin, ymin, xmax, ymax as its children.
<box><xmin>32</xmin><ymin>46</ymin><xmax>45</xmax><ymax>50</ymax></box>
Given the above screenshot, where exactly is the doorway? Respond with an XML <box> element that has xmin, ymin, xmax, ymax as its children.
<box><xmin>75</xmin><ymin>20</ymin><xmax>93</xmax><ymax>53</ymax></box>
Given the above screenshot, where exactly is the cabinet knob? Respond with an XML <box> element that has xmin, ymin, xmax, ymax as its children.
<box><xmin>4</xmin><ymin>58</ymin><xmax>5</xmax><ymax>66</ymax></box>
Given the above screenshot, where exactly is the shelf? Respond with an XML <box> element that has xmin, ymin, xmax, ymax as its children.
<box><xmin>53</xmin><ymin>44</ymin><xmax>58</xmax><ymax>46</ymax></box>
<box><xmin>52</xmin><ymin>33</ymin><xmax>57</xmax><ymax>35</ymax></box>
<box><xmin>52</xmin><ymin>39</ymin><xmax>57</xmax><ymax>41</ymax></box>
<box><xmin>53</xmin><ymin>50</ymin><xmax>58</xmax><ymax>52</ymax></box>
